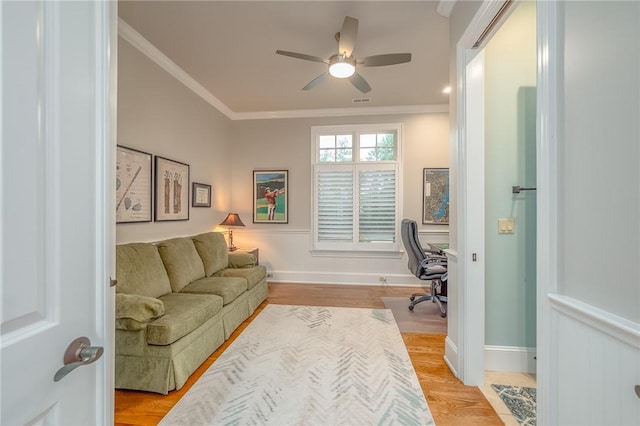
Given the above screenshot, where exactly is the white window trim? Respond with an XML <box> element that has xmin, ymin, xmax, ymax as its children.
<box><xmin>310</xmin><ymin>123</ymin><xmax>404</xmax><ymax>254</ymax></box>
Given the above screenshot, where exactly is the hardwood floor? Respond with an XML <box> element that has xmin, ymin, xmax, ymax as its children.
<box><xmin>115</xmin><ymin>283</ymin><xmax>502</xmax><ymax>425</ymax></box>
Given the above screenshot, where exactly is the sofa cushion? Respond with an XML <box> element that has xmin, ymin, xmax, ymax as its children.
<box><xmin>116</xmin><ymin>243</ymin><xmax>172</xmax><ymax>298</ymax></box>
<box><xmin>179</xmin><ymin>276</ymin><xmax>247</xmax><ymax>305</ymax></box>
<box><xmin>191</xmin><ymin>232</ymin><xmax>229</xmax><ymax>276</ymax></box>
<box><xmin>147</xmin><ymin>293</ymin><xmax>223</xmax><ymax>346</ymax></box>
<box><xmin>214</xmin><ymin>265</ymin><xmax>267</xmax><ymax>290</ymax></box>
<box><xmin>115</xmin><ymin>293</ymin><xmax>165</xmax><ymax>331</ymax></box>
<box><xmin>157</xmin><ymin>237</ymin><xmax>206</xmax><ymax>292</ymax></box>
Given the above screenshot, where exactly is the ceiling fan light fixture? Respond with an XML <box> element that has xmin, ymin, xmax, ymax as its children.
<box><xmin>328</xmin><ymin>54</ymin><xmax>355</xmax><ymax>78</ymax></box>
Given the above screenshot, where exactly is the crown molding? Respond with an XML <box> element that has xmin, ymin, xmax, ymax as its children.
<box><xmin>437</xmin><ymin>0</ymin><xmax>457</xmax><ymax>18</ymax></box>
<box><xmin>118</xmin><ymin>18</ymin><xmax>235</xmax><ymax>119</ymax></box>
<box><xmin>232</xmin><ymin>104</ymin><xmax>449</xmax><ymax>120</ymax></box>
<box><xmin>118</xmin><ymin>18</ymin><xmax>448</xmax><ymax>121</ymax></box>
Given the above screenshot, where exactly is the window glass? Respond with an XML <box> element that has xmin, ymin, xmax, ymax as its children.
<box><xmin>312</xmin><ymin>125</ymin><xmax>401</xmax><ymax>252</ymax></box>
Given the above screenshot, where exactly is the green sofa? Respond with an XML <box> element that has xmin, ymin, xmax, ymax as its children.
<box><xmin>114</xmin><ymin>232</ymin><xmax>268</xmax><ymax>394</ymax></box>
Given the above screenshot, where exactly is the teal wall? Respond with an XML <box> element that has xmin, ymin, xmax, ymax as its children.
<box><xmin>484</xmin><ymin>1</ymin><xmax>537</xmax><ymax>348</ymax></box>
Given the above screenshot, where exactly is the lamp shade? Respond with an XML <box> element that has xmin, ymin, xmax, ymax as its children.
<box><xmin>219</xmin><ymin>213</ymin><xmax>245</xmax><ymax>227</ymax></box>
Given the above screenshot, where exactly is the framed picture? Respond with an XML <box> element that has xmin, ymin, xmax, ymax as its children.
<box><xmin>155</xmin><ymin>156</ymin><xmax>190</xmax><ymax>221</ymax></box>
<box><xmin>423</xmin><ymin>168</ymin><xmax>449</xmax><ymax>224</ymax></box>
<box><xmin>253</xmin><ymin>170</ymin><xmax>288</xmax><ymax>223</ymax></box>
<box><xmin>192</xmin><ymin>182</ymin><xmax>211</xmax><ymax>207</ymax></box>
<box><xmin>116</xmin><ymin>146</ymin><xmax>152</xmax><ymax>223</ymax></box>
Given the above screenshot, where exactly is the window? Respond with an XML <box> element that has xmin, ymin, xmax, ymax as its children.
<box><xmin>312</xmin><ymin>124</ymin><xmax>402</xmax><ymax>252</ymax></box>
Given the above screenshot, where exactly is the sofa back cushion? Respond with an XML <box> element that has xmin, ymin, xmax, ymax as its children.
<box><xmin>157</xmin><ymin>237</ymin><xmax>206</xmax><ymax>292</ymax></box>
<box><xmin>192</xmin><ymin>232</ymin><xmax>229</xmax><ymax>276</ymax></box>
<box><xmin>115</xmin><ymin>243</ymin><xmax>172</xmax><ymax>298</ymax></box>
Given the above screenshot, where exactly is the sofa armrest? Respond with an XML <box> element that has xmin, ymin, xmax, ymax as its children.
<box><xmin>228</xmin><ymin>252</ymin><xmax>257</xmax><ymax>268</ymax></box>
<box><xmin>115</xmin><ymin>293</ymin><xmax>165</xmax><ymax>331</ymax></box>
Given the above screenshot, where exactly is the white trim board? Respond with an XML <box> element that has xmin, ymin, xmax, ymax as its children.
<box><xmin>268</xmin><ymin>271</ymin><xmax>422</xmax><ymax>287</ymax></box>
<box><xmin>117</xmin><ymin>18</ymin><xmax>448</xmax><ymax>121</ymax></box>
<box><xmin>549</xmin><ymin>294</ymin><xmax>640</xmax><ymax>350</ymax></box>
<box><xmin>484</xmin><ymin>345</ymin><xmax>537</xmax><ymax>374</ymax></box>
<box><xmin>444</xmin><ymin>337</ymin><xmax>459</xmax><ymax>377</ymax></box>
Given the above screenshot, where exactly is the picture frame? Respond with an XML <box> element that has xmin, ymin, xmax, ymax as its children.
<box><xmin>116</xmin><ymin>145</ymin><xmax>152</xmax><ymax>223</ymax></box>
<box><xmin>192</xmin><ymin>182</ymin><xmax>211</xmax><ymax>207</ymax></box>
<box><xmin>423</xmin><ymin>168</ymin><xmax>449</xmax><ymax>224</ymax></box>
<box><xmin>154</xmin><ymin>156</ymin><xmax>190</xmax><ymax>221</ymax></box>
<box><xmin>253</xmin><ymin>170</ymin><xmax>288</xmax><ymax>223</ymax></box>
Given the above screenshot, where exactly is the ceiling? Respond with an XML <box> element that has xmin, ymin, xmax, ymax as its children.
<box><xmin>118</xmin><ymin>1</ymin><xmax>450</xmax><ymax>117</ymax></box>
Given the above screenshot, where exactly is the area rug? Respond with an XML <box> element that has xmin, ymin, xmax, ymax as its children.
<box><xmin>382</xmin><ymin>297</ymin><xmax>447</xmax><ymax>334</ymax></box>
<box><xmin>159</xmin><ymin>304</ymin><xmax>434</xmax><ymax>425</ymax></box>
<box><xmin>491</xmin><ymin>384</ymin><xmax>536</xmax><ymax>426</ymax></box>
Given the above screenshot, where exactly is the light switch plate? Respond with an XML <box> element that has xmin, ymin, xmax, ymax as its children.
<box><xmin>498</xmin><ymin>218</ymin><xmax>515</xmax><ymax>234</ymax></box>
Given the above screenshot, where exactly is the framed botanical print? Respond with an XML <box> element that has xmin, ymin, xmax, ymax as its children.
<box><xmin>116</xmin><ymin>145</ymin><xmax>152</xmax><ymax>223</ymax></box>
<box><xmin>155</xmin><ymin>156</ymin><xmax>190</xmax><ymax>221</ymax></box>
<box><xmin>253</xmin><ymin>170</ymin><xmax>288</xmax><ymax>223</ymax></box>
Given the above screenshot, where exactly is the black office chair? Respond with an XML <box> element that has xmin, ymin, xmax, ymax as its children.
<box><xmin>400</xmin><ymin>219</ymin><xmax>447</xmax><ymax>317</ymax></box>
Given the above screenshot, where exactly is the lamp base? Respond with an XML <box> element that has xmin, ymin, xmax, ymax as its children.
<box><xmin>228</xmin><ymin>246</ymin><xmax>237</xmax><ymax>252</ymax></box>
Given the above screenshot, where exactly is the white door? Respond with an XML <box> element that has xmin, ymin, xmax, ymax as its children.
<box><xmin>1</xmin><ymin>1</ymin><xmax>115</xmax><ymax>424</ymax></box>
<box><xmin>536</xmin><ymin>1</ymin><xmax>640</xmax><ymax>424</ymax></box>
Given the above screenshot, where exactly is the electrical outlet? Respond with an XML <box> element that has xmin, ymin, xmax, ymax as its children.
<box><xmin>379</xmin><ymin>276</ymin><xmax>387</xmax><ymax>284</ymax></box>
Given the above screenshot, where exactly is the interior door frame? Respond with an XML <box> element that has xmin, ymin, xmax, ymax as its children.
<box><xmin>457</xmin><ymin>0</ymin><xmax>554</xmax><ymax>422</ymax></box>
<box><xmin>455</xmin><ymin>0</ymin><xmax>515</xmax><ymax>387</ymax></box>
<box><xmin>534</xmin><ymin>1</ymin><xmax>557</xmax><ymax>423</ymax></box>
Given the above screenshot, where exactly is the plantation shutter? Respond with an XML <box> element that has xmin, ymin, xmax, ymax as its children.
<box><xmin>316</xmin><ymin>168</ymin><xmax>354</xmax><ymax>243</ymax></box>
<box><xmin>358</xmin><ymin>167</ymin><xmax>396</xmax><ymax>243</ymax></box>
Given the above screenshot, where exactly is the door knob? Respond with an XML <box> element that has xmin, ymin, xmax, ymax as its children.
<box><xmin>54</xmin><ymin>337</ymin><xmax>103</xmax><ymax>382</ymax></box>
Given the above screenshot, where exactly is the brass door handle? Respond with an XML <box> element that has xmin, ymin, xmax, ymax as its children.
<box><xmin>54</xmin><ymin>337</ymin><xmax>103</xmax><ymax>382</ymax></box>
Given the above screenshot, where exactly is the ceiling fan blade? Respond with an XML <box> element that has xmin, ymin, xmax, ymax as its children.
<box><xmin>303</xmin><ymin>72</ymin><xmax>329</xmax><ymax>90</ymax></box>
<box><xmin>338</xmin><ymin>16</ymin><xmax>358</xmax><ymax>57</ymax></box>
<box><xmin>349</xmin><ymin>72</ymin><xmax>371</xmax><ymax>94</ymax></box>
<box><xmin>276</xmin><ymin>50</ymin><xmax>327</xmax><ymax>64</ymax></box>
<box><xmin>358</xmin><ymin>53</ymin><xmax>412</xmax><ymax>67</ymax></box>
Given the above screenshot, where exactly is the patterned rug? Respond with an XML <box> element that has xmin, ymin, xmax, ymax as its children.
<box><xmin>159</xmin><ymin>304</ymin><xmax>434</xmax><ymax>425</ymax></box>
<box><xmin>491</xmin><ymin>384</ymin><xmax>537</xmax><ymax>426</ymax></box>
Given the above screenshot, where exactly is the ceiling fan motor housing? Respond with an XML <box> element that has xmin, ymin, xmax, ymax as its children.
<box><xmin>328</xmin><ymin>54</ymin><xmax>356</xmax><ymax>78</ymax></box>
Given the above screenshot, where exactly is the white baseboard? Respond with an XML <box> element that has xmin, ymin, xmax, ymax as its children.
<box><xmin>484</xmin><ymin>345</ymin><xmax>537</xmax><ymax>374</ymax></box>
<box><xmin>267</xmin><ymin>270</ymin><xmax>423</xmax><ymax>287</ymax></box>
<box><xmin>444</xmin><ymin>336</ymin><xmax>459</xmax><ymax>377</ymax></box>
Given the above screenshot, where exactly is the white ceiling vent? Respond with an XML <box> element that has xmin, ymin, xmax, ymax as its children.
<box><xmin>352</xmin><ymin>98</ymin><xmax>371</xmax><ymax>104</ymax></box>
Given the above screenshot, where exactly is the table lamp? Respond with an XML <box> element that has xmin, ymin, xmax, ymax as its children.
<box><xmin>219</xmin><ymin>212</ymin><xmax>245</xmax><ymax>251</ymax></box>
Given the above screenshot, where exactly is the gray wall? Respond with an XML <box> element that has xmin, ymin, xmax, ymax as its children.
<box><xmin>117</xmin><ymin>38</ymin><xmax>233</xmax><ymax>243</ymax></box>
<box><xmin>559</xmin><ymin>1</ymin><xmax>639</xmax><ymax>322</ymax></box>
<box><xmin>484</xmin><ymin>1</ymin><xmax>537</xmax><ymax>348</ymax></box>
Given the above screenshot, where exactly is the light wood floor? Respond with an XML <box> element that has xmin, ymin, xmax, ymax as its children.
<box><xmin>115</xmin><ymin>283</ymin><xmax>503</xmax><ymax>425</ymax></box>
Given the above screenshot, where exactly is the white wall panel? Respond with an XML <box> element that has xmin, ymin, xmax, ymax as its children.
<box><xmin>552</xmin><ymin>295</ymin><xmax>640</xmax><ymax>426</ymax></box>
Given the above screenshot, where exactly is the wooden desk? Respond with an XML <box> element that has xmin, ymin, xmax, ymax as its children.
<box><xmin>231</xmin><ymin>247</ymin><xmax>259</xmax><ymax>265</ymax></box>
<box><xmin>427</xmin><ymin>242</ymin><xmax>449</xmax><ymax>254</ymax></box>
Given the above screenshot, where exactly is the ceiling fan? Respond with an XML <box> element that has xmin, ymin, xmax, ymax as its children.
<box><xmin>276</xmin><ymin>16</ymin><xmax>412</xmax><ymax>94</ymax></box>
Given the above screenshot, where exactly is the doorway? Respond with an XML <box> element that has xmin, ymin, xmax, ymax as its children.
<box><xmin>457</xmin><ymin>0</ymin><xmax>537</xmax><ymax>388</ymax></box>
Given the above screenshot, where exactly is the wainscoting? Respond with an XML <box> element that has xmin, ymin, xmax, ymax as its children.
<box><xmin>547</xmin><ymin>294</ymin><xmax>640</xmax><ymax>425</ymax></box>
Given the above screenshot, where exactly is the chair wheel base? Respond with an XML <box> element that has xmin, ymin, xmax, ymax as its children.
<box><xmin>408</xmin><ymin>304</ymin><xmax>414</xmax><ymax>311</ymax></box>
<box><xmin>409</xmin><ymin>296</ymin><xmax>415</xmax><ymax>301</ymax></box>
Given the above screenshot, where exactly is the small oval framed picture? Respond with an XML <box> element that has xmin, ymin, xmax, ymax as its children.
<box><xmin>192</xmin><ymin>182</ymin><xmax>211</xmax><ymax>208</ymax></box>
